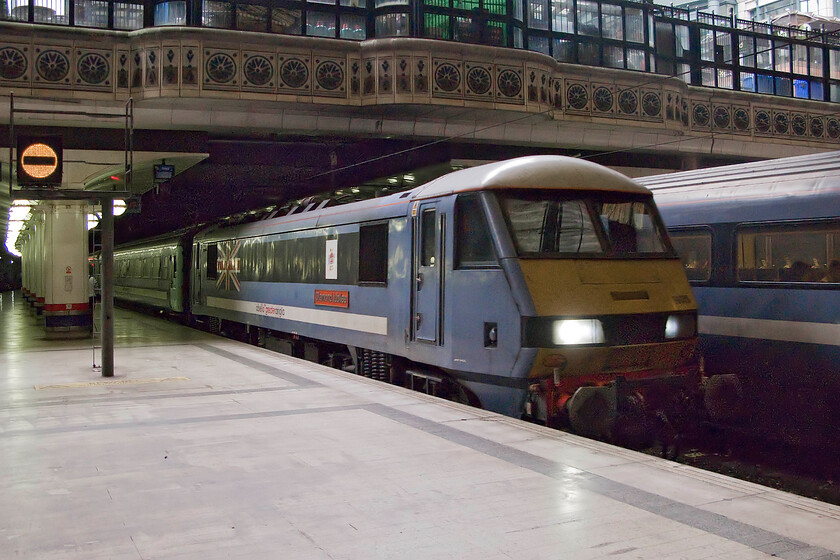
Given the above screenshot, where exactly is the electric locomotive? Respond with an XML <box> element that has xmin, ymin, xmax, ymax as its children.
<box><xmin>116</xmin><ymin>156</ymin><xmax>700</xmax><ymax>440</ymax></box>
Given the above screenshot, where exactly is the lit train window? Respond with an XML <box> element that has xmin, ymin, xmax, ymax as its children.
<box><xmin>669</xmin><ymin>229</ymin><xmax>711</xmax><ymax>282</ymax></box>
<box><xmin>737</xmin><ymin>222</ymin><xmax>840</xmax><ymax>284</ymax></box>
<box><xmin>499</xmin><ymin>195</ymin><xmax>602</xmax><ymax>255</ymax></box>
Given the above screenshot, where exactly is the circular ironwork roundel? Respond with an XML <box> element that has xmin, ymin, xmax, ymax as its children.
<box><xmin>733</xmin><ymin>108</ymin><xmax>750</xmax><ymax>131</ymax></box>
<box><xmin>713</xmin><ymin>106</ymin><xmax>730</xmax><ymax>129</ymax></box>
<box><xmin>244</xmin><ymin>55</ymin><xmax>272</xmax><ymax>86</ymax></box>
<box><xmin>206</xmin><ymin>52</ymin><xmax>236</xmax><ymax>84</ymax></box>
<box><xmin>316</xmin><ymin>61</ymin><xmax>343</xmax><ymax>91</ymax></box>
<box><xmin>692</xmin><ymin>104</ymin><xmax>710</xmax><ymax>127</ymax></box>
<box><xmin>566</xmin><ymin>84</ymin><xmax>588</xmax><ymax>110</ymax></box>
<box><xmin>497</xmin><ymin>69</ymin><xmax>521</xmax><ymax>98</ymax></box>
<box><xmin>791</xmin><ymin>114</ymin><xmax>807</xmax><ymax>136</ymax></box>
<box><xmin>36</xmin><ymin>50</ymin><xmax>69</xmax><ymax>82</ymax></box>
<box><xmin>827</xmin><ymin>118</ymin><xmax>840</xmax><ymax>139</ymax></box>
<box><xmin>435</xmin><ymin>63</ymin><xmax>461</xmax><ymax>92</ymax></box>
<box><xmin>280</xmin><ymin>58</ymin><xmax>309</xmax><ymax>88</ymax></box>
<box><xmin>618</xmin><ymin>90</ymin><xmax>637</xmax><ymax>114</ymax></box>
<box><xmin>467</xmin><ymin>66</ymin><xmax>491</xmax><ymax>95</ymax></box>
<box><xmin>593</xmin><ymin>87</ymin><xmax>613</xmax><ymax>112</ymax></box>
<box><xmin>642</xmin><ymin>92</ymin><xmax>661</xmax><ymax>117</ymax></box>
<box><xmin>774</xmin><ymin>113</ymin><xmax>789</xmax><ymax>134</ymax></box>
<box><xmin>810</xmin><ymin>117</ymin><xmax>824</xmax><ymax>137</ymax></box>
<box><xmin>0</xmin><ymin>47</ymin><xmax>27</xmax><ymax>80</ymax></box>
<box><xmin>77</xmin><ymin>52</ymin><xmax>109</xmax><ymax>85</ymax></box>
<box><xmin>755</xmin><ymin>110</ymin><xmax>771</xmax><ymax>133</ymax></box>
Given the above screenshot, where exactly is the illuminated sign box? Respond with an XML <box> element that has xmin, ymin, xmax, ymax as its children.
<box><xmin>154</xmin><ymin>164</ymin><xmax>175</xmax><ymax>183</ymax></box>
<box><xmin>17</xmin><ymin>135</ymin><xmax>63</xmax><ymax>186</ymax></box>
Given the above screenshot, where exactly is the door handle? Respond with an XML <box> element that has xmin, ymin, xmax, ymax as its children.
<box><xmin>416</xmin><ymin>272</ymin><xmax>423</xmax><ymax>290</ymax></box>
<box><xmin>415</xmin><ymin>313</ymin><xmax>422</xmax><ymax>328</ymax></box>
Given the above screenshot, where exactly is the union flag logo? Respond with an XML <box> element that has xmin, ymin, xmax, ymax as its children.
<box><xmin>216</xmin><ymin>240</ymin><xmax>242</xmax><ymax>291</ymax></box>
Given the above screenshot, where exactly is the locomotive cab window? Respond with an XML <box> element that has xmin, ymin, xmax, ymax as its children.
<box><xmin>737</xmin><ymin>222</ymin><xmax>840</xmax><ymax>284</ymax></box>
<box><xmin>498</xmin><ymin>190</ymin><xmax>670</xmax><ymax>257</ymax></box>
<box><xmin>455</xmin><ymin>194</ymin><xmax>496</xmax><ymax>268</ymax></box>
<box><xmin>669</xmin><ymin>229</ymin><xmax>712</xmax><ymax>282</ymax></box>
<box><xmin>359</xmin><ymin>223</ymin><xmax>388</xmax><ymax>284</ymax></box>
<box><xmin>420</xmin><ymin>209</ymin><xmax>437</xmax><ymax>267</ymax></box>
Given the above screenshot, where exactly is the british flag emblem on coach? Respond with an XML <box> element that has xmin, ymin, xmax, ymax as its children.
<box><xmin>216</xmin><ymin>240</ymin><xmax>242</xmax><ymax>291</ymax></box>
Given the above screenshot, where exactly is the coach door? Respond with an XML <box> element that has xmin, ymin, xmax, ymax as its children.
<box><xmin>412</xmin><ymin>203</ymin><xmax>443</xmax><ymax>344</ymax></box>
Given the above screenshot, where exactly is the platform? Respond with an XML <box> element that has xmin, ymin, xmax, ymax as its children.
<box><xmin>1</xmin><ymin>290</ymin><xmax>839</xmax><ymax>560</ymax></box>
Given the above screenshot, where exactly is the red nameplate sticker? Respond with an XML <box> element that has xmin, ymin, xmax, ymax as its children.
<box><xmin>314</xmin><ymin>290</ymin><xmax>349</xmax><ymax>308</ymax></box>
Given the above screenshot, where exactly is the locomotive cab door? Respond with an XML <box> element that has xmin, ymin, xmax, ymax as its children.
<box><xmin>412</xmin><ymin>203</ymin><xmax>443</xmax><ymax>344</ymax></box>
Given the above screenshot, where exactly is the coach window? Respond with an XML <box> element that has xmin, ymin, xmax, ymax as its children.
<box><xmin>737</xmin><ymin>223</ymin><xmax>840</xmax><ymax>284</ymax></box>
<box><xmin>455</xmin><ymin>194</ymin><xmax>496</xmax><ymax>268</ymax></box>
<box><xmin>207</xmin><ymin>244</ymin><xmax>218</xmax><ymax>280</ymax></box>
<box><xmin>669</xmin><ymin>229</ymin><xmax>711</xmax><ymax>282</ymax></box>
<box><xmin>421</xmin><ymin>209</ymin><xmax>437</xmax><ymax>266</ymax></box>
<box><xmin>359</xmin><ymin>223</ymin><xmax>388</xmax><ymax>284</ymax></box>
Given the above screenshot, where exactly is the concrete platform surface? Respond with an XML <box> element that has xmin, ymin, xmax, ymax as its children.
<box><xmin>2</xmin><ymin>290</ymin><xmax>840</xmax><ymax>560</ymax></box>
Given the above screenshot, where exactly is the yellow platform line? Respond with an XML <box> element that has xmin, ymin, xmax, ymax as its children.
<box><xmin>34</xmin><ymin>377</ymin><xmax>190</xmax><ymax>390</ymax></box>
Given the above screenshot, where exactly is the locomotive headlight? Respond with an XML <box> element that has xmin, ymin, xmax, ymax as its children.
<box><xmin>665</xmin><ymin>314</ymin><xmax>696</xmax><ymax>340</ymax></box>
<box><xmin>552</xmin><ymin>319</ymin><xmax>605</xmax><ymax>345</ymax></box>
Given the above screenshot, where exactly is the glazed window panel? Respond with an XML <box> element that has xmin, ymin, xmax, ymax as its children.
<box><xmin>237</xmin><ymin>4</ymin><xmax>268</xmax><ymax>31</ymax></box>
<box><xmin>272</xmin><ymin>7</ymin><xmax>302</xmax><ymax>34</ymax></box>
<box><xmin>740</xmin><ymin>72</ymin><xmax>756</xmax><ymax>92</ymax></box>
<box><xmin>455</xmin><ymin>195</ymin><xmax>497</xmax><ymax>268</ymax></box>
<box><xmin>454</xmin><ymin>15</ymin><xmax>479</xmax><ymax>42</ymax></box>
<box><xmin>794</xmin><ymin>78</ymin><xmax>809</xmax><ymax>98</ymax></box>
<box><xmin>550</xmin><ymin>0</ymin><xmax>573</xmax><ymax>34</ymax></box>
<box><xmin>717</xmin><ymin>68</ymin><xmax>733</xmax><ymax>89</ymax></box>
<box><xmin>529</xmin><ymin>34</ymin><xmax>549</xmax><ymax>54</ymax></box>
<box><xmin>202</xmin><ymin>0</ymin><xmax>233</xmax><ymax>28</ymax></box>
<box><xmin>737</xmin><ymin>223</ymin><xmax>840</xmax><ymax>283</ymax></box>
<box><xmin>33</xmin><ymin>0</ymin><xmax>68</xmax><ymax>23</ymax></box>
<box><xmin>578</xmin><ymin>41</ymin><xmax>599</xmax><ymax>65</ymax></box>
<box><xmin>604</xmin><ymin>45</ymin><xmax>623</xmax><ymax>68</ymax></box>
<box><xmin>528</xmin><ymin>0</ymin><xmax>548</xmax><ymax>30</ymax></box>
<box><xmin>700</xmin><ymin>28</ymin><xmax>714</xmax><ymax>62</ymax></box>
<box><xmin>715</xmin><ymin>31</ymin><xmax>731</xmax><ymax>65</ymax></box>
<box><xmin>775</xmin><ymin>41</ymin><xmax>790</xmax><ymax>73</ymax></box>
<box><xmin>484</xmin><ymin>0</ymin><xmax>506</xmax><ymax>16</ymax></box>
<box><xmin>669</xmin><ymin>230</ymin><xmax>711</xmax><ymax>282</ymax></box>
<box><xmin>307</xmin><ymin>11</ymin><xmax>336</xmax><ymax>37</ymax></box>
<box><xmin>114</xmin><ymin>2</ymin><xmax>143</xmax><ymax>29</ymax></box>
<box><xmin>793</xmin><ymin>43</ymin><xmax>808</xmax><ymax>75</ymax></box>
<box><xmin>832</xmin><ymin>49</ymin><xmax>840</xmax><ymax>79</ymax></box>
<box><xmin>513</xmin><ymin>0</ymin><xmax>523</xmax><ymax>20</ymax></box>
<box><xmin>576</xmin><ymin>0</ymin><xmax>598</xmax><ymax>37</ymax></box>
<box><xmin>376</xmin><ymin>12</ymin><xmax>409</xmax><ymax>37</ymax></box>
<box><xmin>424</xmin><ymin>12</ymin><xmax>449</xmax><ymax>39</ymax></box>
<box><xmin>359</xmin><ymin>223</ymin><xmax>389</xmax><ymax>283</ymax></box>
<box><xmin>6</xmin><ymin>0</ymin><xmax>29</xmax><ymax>21</ymax></box>
<box><xmin>776</xmin><ymin>76</ymin><xmax>792</xmax><ymax>96</ymax></box>
<box><xmin>375</xmin><ymin>0</ymin><xmax>408</xmax><ymax>5</ymax></box>
<box><xmin>675</xmin><ymin>24</ymin><xmax>689</xmax><ymax>57</ymax></box>
<box><xmin>739</xmin><ymin>35</ymin><xmax>754</xmax><ymax>67</ymax></box>
<box><xmin>810</xmin><ymin>80</ymin><xmax>823</xmax><ymax>100</ymax></box>
<box><xmin>340</xmin><ymin>14</ymin><xmax>365</xmax><ymax>39</ymax></box>
<box><xmin>810</xmin><ymin>47</ymin><xmax>822</xmax><ymax>77</ymax></box>
<box><xmin>627</xmin><ymin>48</ymin><xmax>645</xmax><ymax>71</ymax></box>
<box><xmin>154</xmin><ymin>1</ymin><xmax>186</xmax><ymax>25</ymax></box>
<box><xmin>756</xmin><ymin>38</ymin><xmax>772</xmax><ymax>70</ymax></box>
<box><xmin>624</xmin><ymin>7</ymin><xmax>643</xmax><ymax>43</ymax></box>
<box><xmin>553</xmin><ymin>38</ymin><xmax>574</xmax><ymax>62</ymax></box>
<box><xmin>600</xmin><ymin>3</ymin><xmax>621</xmax><ymax>40</ymax></box>
<box><xmin>75</xmin><ymin>0</ymin><xmax>109</xmax><ymax>27</ymax></box>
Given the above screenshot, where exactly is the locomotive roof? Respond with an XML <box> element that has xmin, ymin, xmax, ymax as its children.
<box><xmin>409</xmin><ymin>155</ymin><xmax>648</xmax><ymax>199</ymax></box>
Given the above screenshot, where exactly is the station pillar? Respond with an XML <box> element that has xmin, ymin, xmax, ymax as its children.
<box><xmin>41</xmin><ymin>201</ymin><xmax>91</xmax><ymax>339</ymax></box>
<box><xmin>30</xmin><ymin>210</ymin><xmax>45</xmax><ymax>315</ymax></box>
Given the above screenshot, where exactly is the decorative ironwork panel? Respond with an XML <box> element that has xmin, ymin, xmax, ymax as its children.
<box><xmin>691</xmin><ymin>102</ymin><xmax>711</xmax><ymax>128</ymax></box>
<box><xmin>592</xmin><ymin>85</ymin><xmax>614</xmax><ymax>113</ymax></box>
<box><xmin>712</xmin><ymin>105</ymin><xmax>730</xmax><ymax>130</ymax></box>
<box><xmin>565</xmin><ymin>83</ymin><xmax>589</xmax><ymax>112</ymax></box>
<box><xmin>809</xmin><ymin>116</ymin><xmax>824</xmax><ymax>138</ymax></box>
<box><xmin>278</xmin><ymin>55</ymin><xmax>311</xmax><ymax>92</ymax></box>
<box><xmin>414</xmin><ymin>56</ymin><xmax>429</xmax><ymax>95</ymax></box>
<box><xmin>349</xmin><ymin>58</ymin><xmax>361</xmax><ymax>97</ymax></box>
<box><xmin>161</xmin><ymin>46</ymin><xmax>179</xmax><ymax>87</ymax></box>
<box><xmin>640</xmin><ymin>90</ymin><xmax>662</xmax><ymax>119</ymax></box>
<box><xmin>314</xmin><ymin>57</ymin><xmax>345</xmax><ymax>97</ymax></box>
<box><xmin>117</xmin><ymin>49</ymin><xmax>129</xmax><ymax>90</ymax></box>
<box><xmin>34</xmin><ymin>47</ymin><xmax>72</xmax><ymax>86</ymax></box>
<box><xmin>790</xmin><ymin>113</ymin><xmax>807</xmax><ymax>137</ymax></box>
<box><xmin>146</xmin><ymin>47</ymin><xmax>160</xmax><ymax>88</ymax></box>
<box><xmin>396</xmin><ymin>57</ymin><xmax>411</xmax><ymax>94</ymax></box>
<box><xmin>827</xmin><ymin>118</ymin><xmax>840</xmax><ymax>140</ymax></box>
<box><xmin>773</xmin><ymin>111</ymin><xmax>789</xmax><ymax>135</ymax></box>
<box><xmin>754</xmin><ymin>109</ymin><xmax>772</xmax><ymax>134</ymax></box>
<box><xmin>131</xmin><ymin>48</ymin><xmax>143</xmax><ymax>89</ymax></box>
<box><xmin>551</xmin><ymin>78</ymin><xmax>562</xmax><ymax>110</ymax></box>
<box><xmin>362</xmin><ymin>58</ymin><xmax>375</xmax><ymax>96</ymax></box>
<box><xmin>433</xmin><ymin>60</ymin><xmax>462</xmax><ymax>98</ymax></box>
<box><xmin>618</xmin><ymin>88</ymin><xmax>638</xmax><ymax>116</ymax></box>
<box><xmin>0</xmin><ymin>44</ymin><xmax>29</xmax><ymax>83</ymax></box>
<box><xmin>242</xmin><ymin>51</ymin><xmax>275</xmax><ymax>90</ymax></box>
<box><xmin>495</xmin><ymin>66</ymin><xmax>523</xmax><ymax>103</ymax></box>
<box><xmin>75</xmin><ymin>49</ymin><xmax>111</xmax><ymax>90</ymax></box>
<box><xmin>204</xmin><ymin>49</ymin><xmax>239</xmax><ymax>89</ymax></box>
<box><xmin>378</xmin><ymin>56</ymin><xmax>392</xmax><ymax>95</ymax></box>
<box><xmin>182</xmin><ymin>47</ymin><xmax>199</xmax><ymax>87</ymax></box>
<box><xmin>732</xmin><ymin>107</ymin><xmax>750</xmax><ymax>132</ymax></box>
<box><xmin>465</xmin><ymin>63</ymin><xmax>492</xmax><ymax>98</ymax></box>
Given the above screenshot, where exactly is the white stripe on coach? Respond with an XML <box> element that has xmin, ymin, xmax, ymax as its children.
<box><xmin>206</xmin><ymin>296</ymin><xmax>389</xmax><ymax>336</ymax></box>
<box><xmin>700</xmin><ymin>315</ymin><xmax>840</xmax><ymax>346</ymax></box>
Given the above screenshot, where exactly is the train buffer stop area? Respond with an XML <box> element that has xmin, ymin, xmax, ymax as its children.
<box><xmin>1</xmin><ymin>291</ymin><xmax>840</xmax><ymax>560</ymax></box>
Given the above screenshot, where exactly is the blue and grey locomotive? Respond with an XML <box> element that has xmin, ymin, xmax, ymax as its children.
<box><xmin>115</xmin><ymin>156</ymin><xmax>700</xmax><ymax>438</ymax></box>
